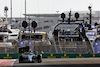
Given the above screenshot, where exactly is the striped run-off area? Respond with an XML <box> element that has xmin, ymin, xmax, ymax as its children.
<box><xmin>0</xmin><ymin>59</ymin><xmax>15</xmax><ymax>67</ymax></box>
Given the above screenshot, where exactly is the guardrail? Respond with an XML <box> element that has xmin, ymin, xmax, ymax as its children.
<box><xmin>0</xmin><ymin>53</ymin><xmax>100</xmax><ymax>59</ymax></box>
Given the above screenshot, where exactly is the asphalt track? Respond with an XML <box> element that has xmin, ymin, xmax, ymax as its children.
<box><xmin>12</xmin><ymin>58</ymin><xmax>100</xmax><ymax>67</ymax></box>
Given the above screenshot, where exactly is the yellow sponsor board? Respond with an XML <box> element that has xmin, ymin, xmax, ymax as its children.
<box><xmin>79</xmin><ymin>54</ymin><xmax>81</xmax><ymax>57</ymax></box>
<box><xmin>3</xmin><ymin>57</ymin><xmax>12</xmax><ymax>59</ymax></box>
<box><xmin>89</xmin><ymin>57</ymin><xmax>96</xmax><ymax>58</ymax></box>
<box><xmin>3</xmin><ymin>54</ymin><xmax>12</xmax><ymax>59</ymax></box>
<box><xmin>64</xmin><ymin>54</ymin><xmax>66</xmax><ymax>56</ymax></box>
<box><xmin>47</xmin><ymin>56</ymin><xmax>56</xmax><ymax>58</ymax></box>
<box><xmin>93</xmin><ymin>54</ymin><xmax>95</xmax><ymax>57</ymax></box>
<box><xmin>51</xmin><ymin>54</ymin><xmax>53</xmax><ymax>56</ymax></box>
<box><xmin>61</xmin><ymin>56</ymin><xmax>69</xmax><ymax>58</ymax></box>
<box><xmin>76</xmin><ymin>57</ymin><xmax>84</xmax><ymax>58</ymax></box>
<box><xmin>7</xmin><ymin>54</ymin><xmax>9</xmax><ymax>57</ymax></box>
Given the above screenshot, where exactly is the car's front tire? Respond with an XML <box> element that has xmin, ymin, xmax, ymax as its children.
<box><xmin>19</xmin><ymin>55</ymin><xmax>23</xmax><ymax>63</ymax></box>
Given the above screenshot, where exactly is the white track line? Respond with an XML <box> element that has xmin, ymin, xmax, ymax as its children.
<box><xmin>11</xmin><ymin>59</ymin><xmax>16</xmax><ymax>67</ymax></box>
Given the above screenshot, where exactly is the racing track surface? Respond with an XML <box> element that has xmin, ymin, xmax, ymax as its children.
<box><xmin>0</xmin><ymin>59</ymin><xmax>15</xmax><ymax>67</ymax></box>
<box><xmin>12</xmin><ymin>58</ymin><xmax>100</xmax><ymax>67</ymax></box>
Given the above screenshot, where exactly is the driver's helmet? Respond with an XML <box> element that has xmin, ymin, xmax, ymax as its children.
<box><xmin>29</xmin><ymin>51</ymin><xmax>33</xmax><ymax>55</ymax></box>
<box><xmin>29</xmin><ymin>53</ymin><xmax>33</xmax><ymax>55</ymax></box>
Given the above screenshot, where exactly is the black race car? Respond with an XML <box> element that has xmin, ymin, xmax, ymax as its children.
<box><xmin>19</xmin><ymin>52</ymin><xmax>42</xmax><ymax>63</ymax></box>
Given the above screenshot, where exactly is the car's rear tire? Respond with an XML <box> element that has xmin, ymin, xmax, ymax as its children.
<box><xmin>37</xmin><ymin>55</ymin><xmax>42</xmax><ymax>63</ymax></box>
<box><xmin>38</xmin><ymin>60</ymin><xmax>42</xmax><ymax>63</ymax></box>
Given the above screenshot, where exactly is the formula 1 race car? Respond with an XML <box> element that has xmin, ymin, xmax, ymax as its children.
<box><xmin>19</xmin><ymin>52</ymin><xmax>42</xmax><ymax>63</ymax></box>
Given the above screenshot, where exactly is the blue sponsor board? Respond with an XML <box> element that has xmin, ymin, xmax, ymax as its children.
<box><xmin>31</xmin><ymin>44</ymin><xmax>33</xmax><ymax>52</ymax></box>
<box><xmin>94</xmin><ymin>42</ymin><xmax>99</xmax><ymax>54</ymax></box>
<box><xmin>19</xmin><ymin>41</ymin><xmax>25</xmax><ymax>47</ymax></box>
<box><xmin>28</xmin><ymin>42</ymin><xmax>33</xmax><ymax>52</ymax></box>
<box><xmin>28</xmin><ymin>42</ymin><xmax>32</xmax><ymax>46</ymax></box>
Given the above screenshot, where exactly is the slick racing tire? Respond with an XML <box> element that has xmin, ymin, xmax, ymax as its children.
<box><xmin>19</xmin><ymin>60</ymin><xmax>21</xmax><ymax>63</ymax></box>
<box><xmin>37</xmin><ymin>55</ymin><xmax>42</xmax><ymax>63</ymax></box>
<box><xmin>19</xmin><ymin>55</ymin><xmax>23</xmax><ymax>63</ymax></box>
<box><xmin>38</xmin><ymin>60</ymin><xmax>42</xmax><ymax>63</ymax></box>
<box><xmin>19</xmin><ymin>59</ymin><xmax>22</xmax><ymax>63</ymax></box>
